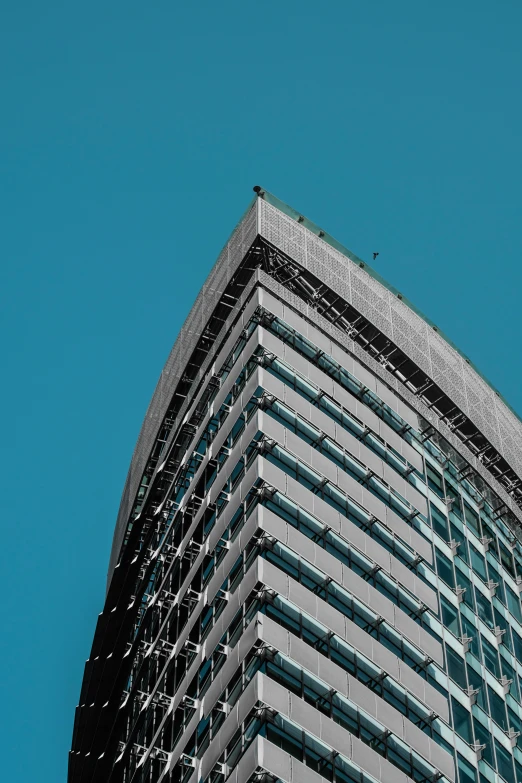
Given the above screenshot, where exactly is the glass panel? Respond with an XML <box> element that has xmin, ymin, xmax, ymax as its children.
<box><xmin>470</xmin><ymin>544</ymin><xmax>488</xmax><ymax>582</ymax></box>
<box><xmin>482</xmin><ymin>636</ymin><xmax>501</xmax><ymax>678</ymax></box>
<box><xmin>452</xmin><ymin>697</ymin><xmax>472</xmax><ymax>742</ymax></box>
<box><xmin>446</xmin><ymin>646</ymin><xmax>467</xmax><ymax>688</ymax></box>
<box><xmin>488</xmin><ymin>685</ymin><xmax>507</xmax><ymax>730</ymax></box>
<box><xmin>495</xmin><ymin>738</ymin><xmax>515</xmax><ymax>783</ymax></box>
<box><xmin>441</xmin><ymin>594</ymin><xmax>461</xmax><ymax>637</ymax></box>
<box><xmin>457</xmin><ymin>753</ymin><xmax>478</xmax><ymax>783</ymax></box>
<box><xmin>436</xmin><ymin>549</ymin><xmax>456</xmax><ymax>589</ymax></box>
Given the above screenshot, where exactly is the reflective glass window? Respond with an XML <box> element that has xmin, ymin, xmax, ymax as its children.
<box><xmin>488</xmin><ymin>685</ymin><xmax>508</xmax><ymax>730</ymax></box>
<box><xmin>446</xmin><ymin>645</ymin><xmax>467</xmax><ymax>688</ymax></box>
<box><xmin>482</xmin><ymin>636</ymin><xmax>501</xmax><ymax>678</ymax></box>
<box><xmin>495</xmin><ymin>738</ymin><xmax>515</xmax><ymax>783</ymax></box>
<box><xmin>452</xmin><ymin>697</ymin><xmax>472</xmax><ymax>742</ymax></box>
<box><xmin>441</xmin><ymin>594</ymin><xmax>461</xmax><ymax>637</ymax></box>
<box><xmin>431</xmin><ymin>503</ymin><xmax>450</xmax><ymax>542</ymax></box>
<box><xmin>436</xmin><ymin>549</ymin><xmax>455</xmax><ymax>589</ymax></box>
<box><xmin>470</xmin><ymin>544</ymin><xmax>488</xmax><ymax>582</ymax></box>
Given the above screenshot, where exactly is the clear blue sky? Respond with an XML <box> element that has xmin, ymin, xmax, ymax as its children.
<box><xmin>1</xmin><ymin>1</ymin><xmax>521</xmax><ymax>779</ymax></box>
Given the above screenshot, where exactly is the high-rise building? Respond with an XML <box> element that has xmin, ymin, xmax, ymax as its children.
<box><xmin>70</xmin><ymin>188</ymin><xmax>522</xmax><ymax>783</ymax></box>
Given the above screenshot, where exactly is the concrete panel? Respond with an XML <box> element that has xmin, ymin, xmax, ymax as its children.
<box><xmin>349</xmin><ymin>361</ymin><xmax>378</xmax><ymax>394</ymax></box>
<box><xmin>287</xmin><ymin>757</ymin><xmax>324</xmax><ymax>783</ymax></box>
<box><xmin>365</xmin><ymin>584</ymin><xmax>396</xmax><ymax>625</ymax></box>
<box><xmin>281</xmin><ymin>305</ymin><xmax>311</xmax><ymax>337</ymax></box>
<box><xmin>397</xmin><ymin>400</ymin><xmax>419</xmax><ymax>431</ymax></box>
<box><xmin>236</xmin><ymin>743</ymin><xmax>259</xmax><ymax>783</ymax></box>
<box><xmin>258</xmin><ymin>287</ymin><xmax>285</xmax><ymax>318</ymax></box>
<box><xmin>414</xmin><ymin>578</ymin><xmax>439</xmax><ymax>614</ymax></box>
<box><xmin>407</xmin><ymin>721</ymin><xmax>436</xmax><ymax>765</ymax></box>
<box><xmin>286</xmin><ymin>526</ymin><xmax>317</xmax><ymax>565</ymax></box>
<box><xmin>283</xmin><ymin>385</ymin><xmax>314</xmax><ymax>422</ymax></box>
<box><xmin>317</xmin><ymin>654</ymin><xmax>349</xmax><ymax>695</ymax></box>
<box><xmin>306</xmin><ymin>320</ymin><xmax>334</xmax><ymax>357</ymax></box>
<box><xmin>392</xmin><ymin>608</ymin><xmax>422</xmax><ymax>650</ymax></box>
<box><xmin>259</xmin><ymin>456</ymin><xmax>288</xmax><ymax>491</ymax></box>
<box><xmin>418</xmin><ymin>626</ymin><xmax>443</xmax><ymax>666</ymax></box>
<box><xmin>284</xmin><ymin>344</ymin><xmax>310</xmax><ymax>379</ymax></box>
<box><xmin>348</xmin><ymin>676</ymin><xmax>377</xmax><ymax>719</ymax></box>
<box><xmin>397</xmin><ymin>660</ymin><xmax>427</xmax><ymax>704</ymax></box>
<box><xmin>308</xmin><ymin>363</ymin><xmax>335</xmax><ymax>398</ymax></box>
<box><xmin>289</xmin><ymin>694</ymin><xmax>322</xmax><ymax>739</ymax></box>
<box><xmin>288</xmin><ymin>635</ymin><xmax>321</xmax><ymax>676</ymax></box>
<box><xmin>313</xmin><ymin>546</ymin><xmax>343</xmax><ymax>585</ymax></box>
<box><xmin>431</xmin><ymin>746</ymin><xmax>455</xmax><ymax>781</ymax></box>
<box><xmin>311</xmin><ymin>494</ymin><xmax>342</xmax><ymax>532</ymax></box>
<box><xmin>286</xmin><ymin>474</ymin><xmax>315</xmax><ymax>516</ymax></box>
<box><xmin>330</xmin><ymin>342</ymin><xmax>355</xmax><ymax>376</ymax></box>
<box><xmin>341</xmin><ymin>566</ymin><xmax>371</xmax><ymax>608</ymax></box>
<box><xmin>286</xmin><ymin>430</ymin><xmax>313</xmax><ymax>467</ymax></box>
<box><xmin>339</xmin><ymin>517</ymin><xmax>371</xmax><ymax>555</ymax></box>
<box><xmin>316</xmin><ymin>599</ymin><xmax>347</xmax><ymax>639</ymax></box>
<box><xmin>261</xmin><ymin>616</ymin><xmax>291</xmax><ymax>657</ymax></box>
<box><xmin>375</xmin><ymin>379</ymin><xmax>402</xmax><ymax>413</ymax></box>
<box><xmin>309</xmin><ymin>449</ymin><xmax>338</xmax><ymax>485</ymax></box>
<box><xmin>257</xmin><ymin>739</ymin><xmax>292</xmax><ymax>783</ymax></box>
<box><xmin>344</xmin><ymin>617</ymin><xmax>376</xmax><ymax>661</ymax></box>
<box><xmin>320</xmin><ymin>718</ymin><xmax>352</xmax><ymax>759</ymax></box>
<box><xmin>360</xmin><ymin>447</ymin><xmax>386</xmax><ymax>480</ymax></box>
<box><xmin>376</xmin><ymin>696</ymin><xmax>404</xmax><ymax>736</ymax></box>
<box><xmin>351</xmin><ymin>735</ymin><xmax>382</xmax><ymax>780</ymax></box>
<box><xmin>365</xmin><ymin>535</ymin><xmax>394</xmax><ymax>572</ymax></box>
<box><xmin>289</xmin><ymin>579</ymin><xmax>318</xmax><ymax>614</ymax></box>
<box><xmin>261</xmin><ymin>558</ymin><xmax>290</xmax><ymax>598</ymax></box>
<box><xmin>370</xmin><ymin>638</ymin><xmax>401</xmax><ymax>681</ymax></box>
<box><xmin>260</xmin><ymin>673</ymin><xmax>291</xmax><ymax>716</ymax></box>
<box><xmin>378</xmin><ymin>757</ymin><xmax>411</xmax><ymax>783</ymax></box>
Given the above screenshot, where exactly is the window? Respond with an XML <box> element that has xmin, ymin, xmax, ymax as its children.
<box><xmin>441</xmin><ymin>594</ymin><xmax>460</xmax><ymax>637</ymax></box>
<box><xmin>475</xmin><ymin>588</ymin><xmax>494</xmax><ymax>628</ymax></box>
<box><xmin>452</xmin><ymin>697</ymin><xmax>472</xmax><ymax>742</ymax></box>
<box><xmin>473</xmin><ymin>717</ymin><xmax>494</xmax><ymax>768</ymax></box>
<box><xmin>506</xmin><ymin>585</ymin><xmax>522</xmax><ymax>624</ymax></box>
<box><xmin>470</xmin><ymin>544</ymin><xmax>488</xmax><ymax>581</ymax></box>
<box><xmin>513</xmin><ymin>629</ymin><xmax>522</xmax><ymax>665</ymax></box>
<box><xmin>501</xmin><ymin>657</ymin><xmax>519</xmax><ymax>701</ymax></box>
<box><xmin>436</xmin><ymin>549</ymin><xmax>455</xmax><ymax>589</ymax></box>
<box><xmin>446</xmin><ymin>646</ymin><xmax>467</xmax><ymax>688</ymax></box>
<box><xmin>431</xmin><ymin>503</ymin><xmax>450</xmax><ymax>542</ymax></box>
<box><xmin>467</xmin><ymin>664</ymin><xmax>487</xmax><ymax>711</ymax></box>
<box><xmin>463</xmin><ymin>502</ymin><xmax>480</xmax><ymax>536</ymax></box>
<box><xmin>457</xmin><ymin>754</ymin><xmax>477</xmax><ymax>783</ymax></box>
<box><xmin>482</xmin><ymin>636</ymin><xmax>501</xmax><ymax>678</ymax></box>
<box><xmin>494</xmin><ymin>608</ymin><xmax>513</xmax><ymax>653</ymax></box>
<box><xmin>500</xmin><ymin>541</ymin><xmax>516</xmax><ymax>579</ymax></box>
<box><xmin>495</xmin><ymin>738</ymin><xmax>515</xmax><ymax>783</ymax></box>
<box><xmin>488</xmin><ymin>685</ymin><xmax>507</xmax><ymax>730</ymax></box>
<box><xmin>461</xmin><ymin>613</ymin><xmax>481</xmax><ymax>660</ymax></box>
<box><xmin>489</xmin><ymin>561</ymin><xmax>506</xmax><ymax>605</ymax></box>
<box><xmin>427</xmin><ymin>464</ymin><xmax>444</xmax><ymax>498</ymax></box>
<box><xmin>457</xmin><ymin>570</ymin><xmax>475</xmax><ymax>612</ymax></box>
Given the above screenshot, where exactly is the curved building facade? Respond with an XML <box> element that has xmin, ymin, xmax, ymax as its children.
<box><xmin>70</xmin><ymin>189</ymin><xmax>522</xmax><ymax>783</ymax></box>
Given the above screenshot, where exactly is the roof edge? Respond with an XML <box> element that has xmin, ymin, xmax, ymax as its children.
<box><xmin>254</xmin><ymin>186</ymin><xmax>522</xmax><ymax>427</ymax></box>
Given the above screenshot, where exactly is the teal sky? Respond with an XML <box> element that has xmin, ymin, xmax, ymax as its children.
<box><xmin>1</xmin><ymin>2</ymin><xmax>521</xmax><ymax>779</ymax></box>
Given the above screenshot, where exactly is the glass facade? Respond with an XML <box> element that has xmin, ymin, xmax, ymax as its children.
<box><xmin>70</xmin><ymin>190</ymin><xmax>522</xmax><ymax>783</ymax></box>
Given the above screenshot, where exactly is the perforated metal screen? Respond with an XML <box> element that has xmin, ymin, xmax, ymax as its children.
<box><xmin>108</xmin><ymin>202</ymin><xmax>258</xmax><ymax>579</ymax></box>
<box><xmin>258</xmin><ymin>199</ymin><xmax>522</xmax><ymax>483</ymax></box>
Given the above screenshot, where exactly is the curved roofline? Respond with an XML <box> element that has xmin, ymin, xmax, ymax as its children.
<box><xmin>256</xmin><ymin>186</ymin><xmax>522</xmax><ymax>428</ymax></box>
<box><xmin>107</xmin><ymin>187</ymin><xmax>522</xmax><ymax>591</ymax></box>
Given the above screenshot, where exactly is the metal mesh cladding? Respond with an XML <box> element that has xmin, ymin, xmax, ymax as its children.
<box><xmin>258</xmin><ymin>198</ymin><xmax>522</xmax><ymax>485</ymax></box>
<box><xmin>109</xmin><ymin>201</ymin><xmax>258</xmax><ymax>579</ymax></box>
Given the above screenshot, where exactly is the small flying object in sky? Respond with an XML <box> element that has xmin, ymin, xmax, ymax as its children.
<box><xmin>373</xmin><ymin>252</ymin><xmax>379</xmax><ymax>260</ymax></box>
